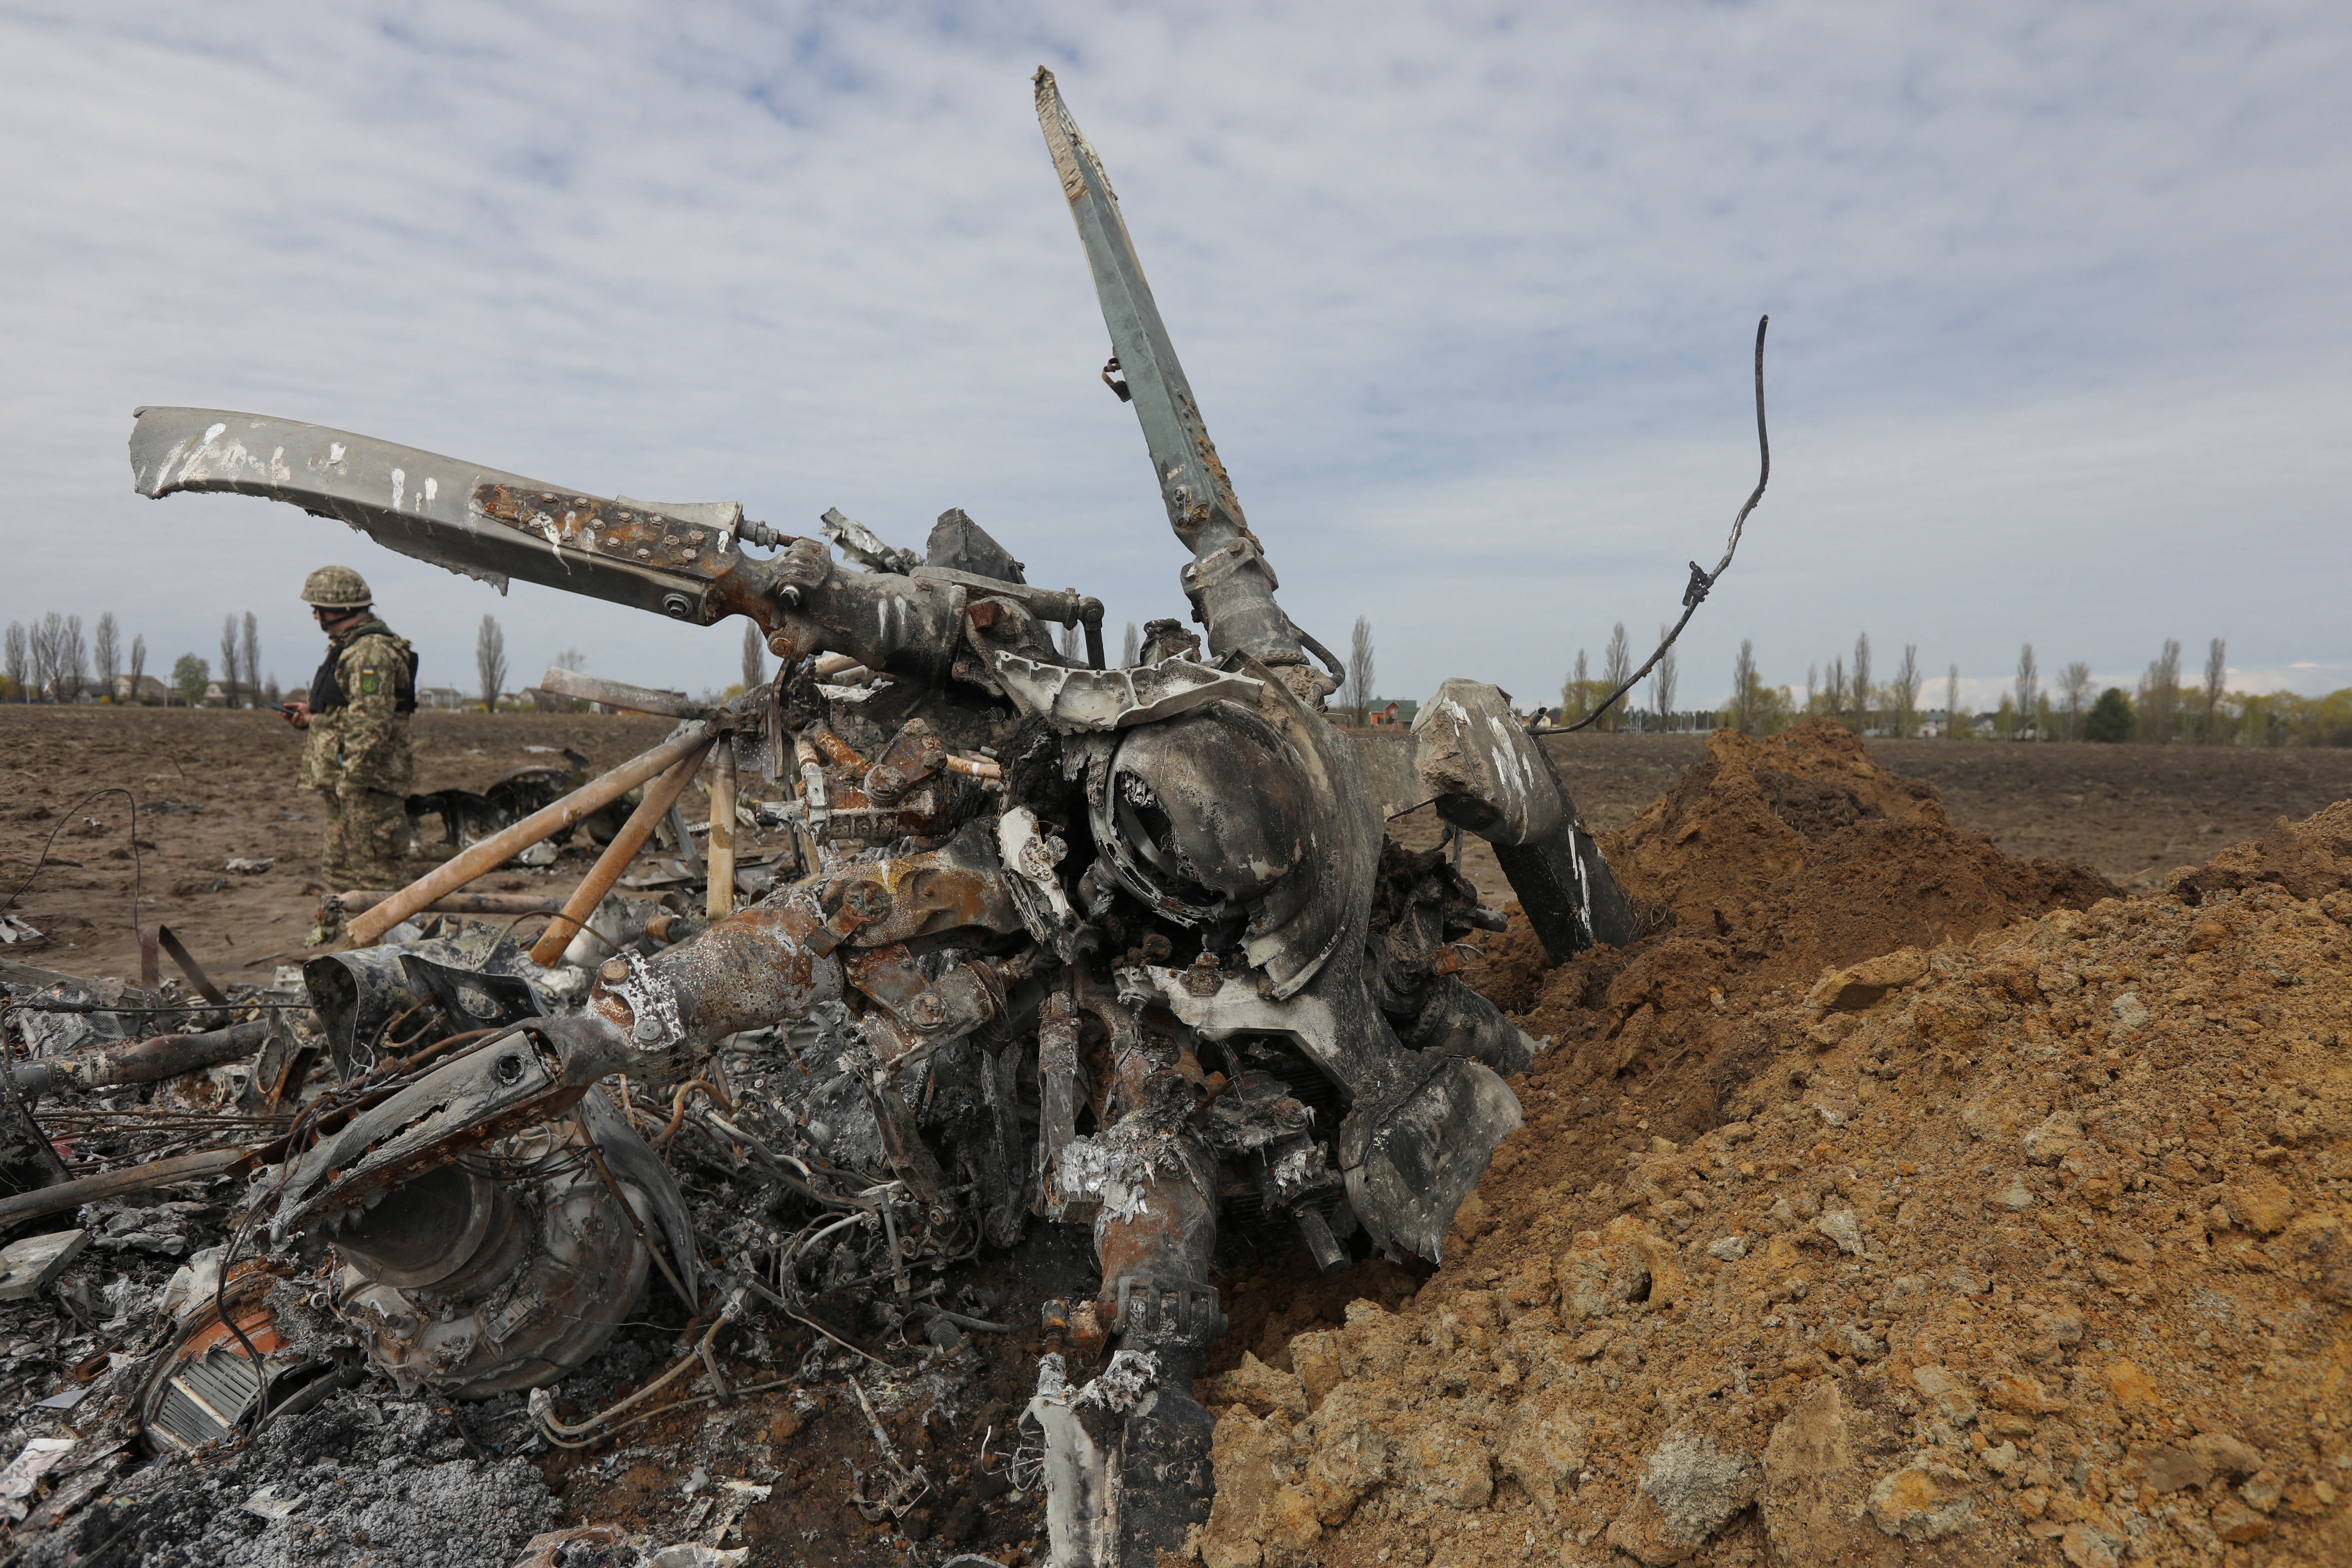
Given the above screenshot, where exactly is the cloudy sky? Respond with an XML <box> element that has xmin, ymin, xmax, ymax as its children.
<box><xmin>4</xmin><ymin>1</ymin><xmax>2346</xmax><ymax>714</ymax></box>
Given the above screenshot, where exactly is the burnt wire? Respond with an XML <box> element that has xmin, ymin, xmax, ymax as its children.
<box><xmin>1564</xmin><ymin>316</ymin><xmax>1771</xmax><ymax>732</ymax></box>
<box><xmin>0</xmin><ymin>785</ymin><xmax>143</xmax><ymax>939</ymax></box>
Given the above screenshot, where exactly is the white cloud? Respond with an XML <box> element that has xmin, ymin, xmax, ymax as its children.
<box><xmin>2</xmin><ymin>1</ymin><xmax>2346</xmax><ymax>710</ymax></box>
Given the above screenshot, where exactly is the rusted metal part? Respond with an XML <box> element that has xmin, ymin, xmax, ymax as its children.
<box><xmin>330</xmin><ymin>1090</ymin><xmax>691</xmax><ymax>1398</ymax></box>
<box><xmin>537</xmin><ymin>665</ymin><xmax>704</xmax><ymax>718</ymax></box>
<box><xmin>862</xmin><ymin>718</ymin><xmax>945</xmax><ymax>803</ymax></box>
<box><xmin>138</xmin><ymin>925</ymin><xmax>228</xmax><ymax>1009</ymax></box>
<box><xmin>841</xmin><ymin>946</ymin><xmax>1008</xmax><ymax>1068</ymax></box>
<box><xmin>806</xmin><ymin>724</ymin><xmax>871</xmax><ymax>777</ymax></box>
<box><xmin>590</xmin><ymin>897</ymin><xmax>844</xmax><ymax>1050</ymax></box>
<box><xmin>10</xmin><ymin>1017</ymin><xmax>269</xmax><ymax>1096</ymax></box>
<box><xmin>137</xmin><ymin>1259</ymin><xmax>311</xmax><ymax>1453</ymax></box>
<box><xmin>474</xmin><ymin>484</ymin><xmax>738</xmax><ymax>586</ymax></box>
<box><xmin>266</xmin><ymin>1016</ymin><xmax>639</xmax><ymax>1248</ymax></box>
<box><xmin>861</xmin><ymin>1072</ymin><xmax>949</xmax><ymax>1207</ymax></box>
<box><xmin>819</xmin><ymin>822</ymin><xmax>1026</xmax><ymax>949</ymax></box>
<box><xmin>0</xmin><ymin>1145</ymin><xmax>257</xmax><ymax>1230</ymax></box>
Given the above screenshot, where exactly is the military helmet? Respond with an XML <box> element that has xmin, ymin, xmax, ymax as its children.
<box><xmin>301</xmin><ymin>565</ymin><xmax>373</xmax><ymax>609</ymax></box>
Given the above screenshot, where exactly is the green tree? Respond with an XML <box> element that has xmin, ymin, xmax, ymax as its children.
<box><xmin>172</xmin><ymin>653</ymin><xmax>209</xmax><ymax>706</ymax></box>
<box><xmin>2083</xmin><ymin>687</ymin><xmax>2133</xmax><ymax>744</ymax></box>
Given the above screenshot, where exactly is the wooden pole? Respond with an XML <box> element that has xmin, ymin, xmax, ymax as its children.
<box><xmin>529</xmin><ymin>739</ymin><xmax>715</xmax><ymax>967</ymax></box>
<box><xmin>707</xmin><ymin>738</ymin><xmax>738</xmax><ymax>919</ymax></box>
<box><xmin>345</xmin><ymin>722</ymin><xmax>713</xmax><ymax>946</ymax></box>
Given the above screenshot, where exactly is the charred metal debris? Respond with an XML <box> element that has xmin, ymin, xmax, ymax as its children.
<box><xmin>0</xmin><ymin>68</ymin><xmax>1767</xmax><ymax>1568</ymax></box>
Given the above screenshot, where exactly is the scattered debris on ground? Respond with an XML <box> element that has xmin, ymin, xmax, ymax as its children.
<box><xmin>1191</xmin><ymin>725</ymin><xmax>2351</xmax><ymax>1568</ymax></box>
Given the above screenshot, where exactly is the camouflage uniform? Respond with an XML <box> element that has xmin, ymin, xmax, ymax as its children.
<box><xmin>302</xmin><ymin>614</ymin><xmax>418</xmax><ymax>890</ymax></box>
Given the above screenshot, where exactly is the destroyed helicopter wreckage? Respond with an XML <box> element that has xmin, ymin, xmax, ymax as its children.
<box><xmin>12</xmin><ymin>68</ymin><xmax>1765</xmax><ymax>1567</ymax></box>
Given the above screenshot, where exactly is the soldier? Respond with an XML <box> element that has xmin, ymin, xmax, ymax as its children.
<box><xmin>278</xmin><ymin>567</ymin><xmax>419</xmax><ymax>919</ymax></box>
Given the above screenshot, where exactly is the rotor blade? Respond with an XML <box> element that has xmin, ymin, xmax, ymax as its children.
<box><xmin>128</xmin><ymin>407</ymin><xmax>767</xmax><ymax>626</ymax></box>
<box><xmin>1032</xmin><ymin>69</ymin><xmax>1303</xmax><ymax>670</ymax></box>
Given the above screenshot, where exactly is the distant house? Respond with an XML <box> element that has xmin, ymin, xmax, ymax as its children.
<box><xmin>1363</xmin><ymin>698</ymin><xmax>1418</xmax><ymax>727</ymax></box>
<box><xmin>416</xmin><ymin>686</ymin><xmax>470</xmax><ymax>711</ymax></box>
<box><xmin>112</xmin><ymin>674</ymin><xmax>172</xmax><ymax>704</ymax></box>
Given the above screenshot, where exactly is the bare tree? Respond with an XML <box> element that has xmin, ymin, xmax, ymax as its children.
<box><xmin>1731</xmin><ymin>640</ymin><xmax>1757</xmax><ymax>734</ymax></box>
<box><xmin>220</xmin><ymin>614</ymin><xmax>242</xmax><ymax>707</ymax></box>
<box><xmin>2059</xmin><ymin>661</ymin><xmax>2092</xmax><ymax>741</ymax></box>
<box><xmin>741</xmin><ymin>621</ymin><xmax>765</xmax><ymax>693</ymax></box>
<box><xmin>128</xmin><ymin>633</ymin><xmax>148</xmax><ymax>703</ymax></box>
<box><xmin>1892</xmin><ymin>643</ymin><xmax>1922</xmax><ymax>737</ymax></box>
<box><xmin>2138</xmin><ymin>638</ymin><xmax>2182</xmax><ymax>744</ymax></box>
<box><xmin>1601</xmin><ymin>622</ymin><xmax>1632</xmax><ymax>732</ymax></box>
<box><xmin>1850</xmin><ymin>633</ymin><xmax>1872</xmax><ymax>734</ymax></box>
<box><xmin>1804</xmin><ymin>663</ymin><xmax>1818</xmax><ymax>715</ymax></box>
<box><xmin>476</xmin><ymin>614</ymin><xmax>508</xmax><ymax>710</ymax></box>
<box><xmin>553</xmin><ymin>647</ymin><xmax>587</xmax><ymax>672</ymax></box>
<box><xmin>2201</xmin><ymin>638</ymin><xmax>2227</xmax><ymax>744</ymax></box>
<box><xmin>1060</xmin><ymin>621</ymin><xmax>1083</xmax><ymax>661</ymax></box>
<box><xmin>263</xmin><ymin>673</ymin><xmax>282</xmax><ymax>707</ymax></box>
<box><xmin>1823</xmin><ymin>655</ymin><xmax>1846</xmax><ymax>724</ymax></box>
<box><xmin>1946</xmin><ymin>663</ymin><xmax>1962</xmax><ymax>738</ymax></box>
<box><xmin>2014</xmin><ymin>643</ymin><xmax>2038</xmax><ymax>740</ymax></box>
<box><xmin>1650</xmin><ymin>626</ymin><xmax>1678</xmax><ymax>731</ymax></box>
<box><xmin>242</xmin><ymin>612</ymin><xmax>262</xmax><ymax>708</ymax></box>
<box><xmin>94</xmin><ymin>613</ymin><xmax>120</xmax><ymax>700</ymax></box>
<box><xmin>1121</xmin><ymin>622</ymin><xmax>1140</xmax><ymax>668</ymax></box>
<box><xmin>4</xmin><ymin>622</ymin><xmax>26</xmax><ymax>702</ymax></box>
<box><xmin>1562</xmin><ymin>649</ymin><xmax>1590</xmax><ymax>726</ymax></box>
<box><xmin>53</xmin><ymin>615</ymin><xmax>88</xmax><ymax>702</ymax></box>
<box><xmin>31</xmin><ymin>616</ymin><xmax>65</xmax><ymax>701</ymax></box>
<box><xmin>1346</xmin><ymin>616</ymin><xmax>1375</xmax><ymax>727</ymax></box>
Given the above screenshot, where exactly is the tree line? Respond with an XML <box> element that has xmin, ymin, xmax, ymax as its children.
<box><xmin>3</xmin><ymin>610</ymin><xmax>281</xmax><ymax>707</ymax></box>
<box><xmin>1706</xmin><ymin>633</ymin><xmax>2349</xmax><ymax>748</ymax></box>
<box><xmin>4</xmin><ymin>610</ymin><xmax>528</xmax><ymax>713</ymax></box>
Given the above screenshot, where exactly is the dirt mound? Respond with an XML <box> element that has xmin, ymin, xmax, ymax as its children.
<box><xmin>1459</xmin><ymin>720</ymin><xmax>2119</xmax><ymax>1200</ymax></box>
<box><xmin>1193</xmin><ymin>749</ymin><xmax>2352</xmax><ymax>1568</ymax></box>
<box><xmin>2171</xmin><ymin>798</ymin><xmax>2352</xmax><ymax>909</ymax></box>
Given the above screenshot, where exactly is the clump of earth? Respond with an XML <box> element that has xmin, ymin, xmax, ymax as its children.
<box><xmin>1192</xmin><ymin>721</ymin><xmax>2351</xmax><ymax>1568</ymax></box>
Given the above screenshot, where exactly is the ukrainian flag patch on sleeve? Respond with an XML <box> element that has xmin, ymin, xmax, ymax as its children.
<box><xmin>358</xmin><ymin>666</ymin><xmax>381</xmax><ymax>696</ymax></box>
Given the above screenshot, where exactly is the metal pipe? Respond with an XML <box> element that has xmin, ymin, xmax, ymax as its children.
<box><xmin>11</xmin><ymin>1018</ymin><xmax>271</xmax><ymax>1097</ymax></box>
<box><xmin>332</xmin><ymin>890</ymin><xmax>566</xmax><ymax>916</ymax></box>
<box><xmin>0</xmin><ymin>1146</ymin><xmax>253</xmax><ymax>1230</ymax></box>
<box><xmin>529</xmin><ymin>739</ymin><xmax>716</xmax><ymax>967</ymax></box>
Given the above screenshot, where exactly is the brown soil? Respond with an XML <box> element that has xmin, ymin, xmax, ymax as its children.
<box><xmin>1194</xmin><ymin>721</ymin><xmax>2352</xmax><ymax>1568</ymax></box>
<box><xmin>1389</xmin><ymin>732</ymin><xmax>2352</xmax><ymax>913</ymax></box>
<box><xmin>0</xmin><ymin>706</ymin><xmax>692</xmax><ymax>981</ymax></box>
<box><xmin>11</xmin><ymin>709</ymin><xmax>2352</xmax><ymax>1565</ymax></box>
